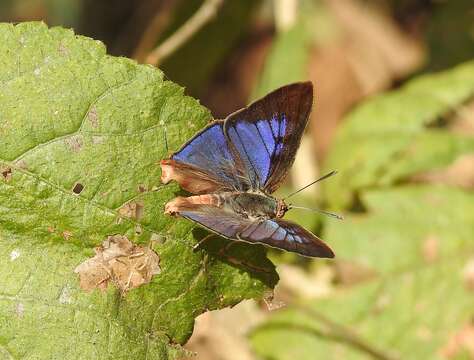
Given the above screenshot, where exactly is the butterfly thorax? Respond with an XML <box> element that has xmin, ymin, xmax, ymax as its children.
<box><xmin>221</xmin><ymin>192</ymin><xmax>287</xmax><ymax>220</ymax></box>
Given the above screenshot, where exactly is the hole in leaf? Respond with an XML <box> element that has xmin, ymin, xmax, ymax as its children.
<box><xmin>72</xmin><ymin>183</ymin><xmax>84</xmax><ymax>194</ymax></box>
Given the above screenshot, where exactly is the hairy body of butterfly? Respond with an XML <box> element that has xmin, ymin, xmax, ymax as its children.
<box><xmin>165</xmin><ymin>192</ymin><xmax>286</xmax><ymax>221</ymax></box>
<box><xmin>160</xmin><ymin>82</ymin><xmax>335</xmax><ymax>258</ymax></box>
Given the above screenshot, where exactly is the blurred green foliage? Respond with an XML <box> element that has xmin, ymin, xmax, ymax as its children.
<box><xmin>324</xmin><ymin>61</ymin><xmax>474</xmax><ymax>210</ymax></box>
<box><xmin>160</xmin><ymin>0</ymin><xmax>261</xmax><ymax>97</ymax></box>
<box><xmin>252</xmin><ymin>20</ymin><xmax>310</xmax><ymax>99</ymax></box>
<box><xmin>250</xmin><ymin>61</ymin><xmax>474</xmax><ymax>360</ymax></box>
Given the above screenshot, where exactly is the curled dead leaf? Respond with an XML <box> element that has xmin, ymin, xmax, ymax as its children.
<box><xmin>74</xmin><ymin>234</ymin><xmax>161</xmax><ymax>293</ymax></box>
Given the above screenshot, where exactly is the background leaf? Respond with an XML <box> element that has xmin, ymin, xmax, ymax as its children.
<box><xmin>0</xmin><ymin>22</ymin><xmax>277</xmax><ymax>359</ymax></box>
<box><xmin>323</xmin><ymin>61</ymin><xmax>474</xmax><ymax>209</ymax></box>
<box><xmin>251</xmin><ymin>186</ymin><xmax>474</xmax><ymax>360</ymax></box>
<box><xmin>250</xmin><ymin>61</ymin><xmax>474</xmax><ymax>360</ymax></box>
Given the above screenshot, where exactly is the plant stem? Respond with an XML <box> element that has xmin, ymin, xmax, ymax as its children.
<box><xmin>145</xmin><ymin>0</ymin><xmax>225</xmax><ymax>66</ymax></box>
<box><xmin>294</xmin><ymin>305</ymin><xmax>400</xmax><ymax>360</ymax></box>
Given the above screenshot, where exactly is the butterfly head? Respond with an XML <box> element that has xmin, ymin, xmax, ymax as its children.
<box><xmin>276</xmin><ymin>199</ymin><xmax>289</xmax><ymax>218</ymax></box>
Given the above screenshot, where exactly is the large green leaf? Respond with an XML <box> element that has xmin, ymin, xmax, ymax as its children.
<box><xmin>327</xmin><ymin>185</ymin><xmax>474</xmax><ymax>274</ymax></box>
<box><xmin>0</xmin><ymin>22</ymin><xmax>277</xmax><ymax>359</ymax></box>
<box><xmin>324</xmin><ymin>61</ymin><xmax>474</xmax><ymax>209</ymax></box>
<box><xmin>251</xmin><ymin>185</ymin><xmax>474</xmax><ymax>359</ymax></box>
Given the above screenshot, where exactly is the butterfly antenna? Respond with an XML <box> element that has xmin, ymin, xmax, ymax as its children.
<box><xmin>283</xmin><ymin>170</ymin><xmax>338</xmax><ymax>200</ymax></box>
<box><xmin>289</xmin><ymin>205</ymin><xmax>344</xmax><ymax>220</ymax></box>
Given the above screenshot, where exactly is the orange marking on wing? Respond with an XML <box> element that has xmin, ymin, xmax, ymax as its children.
<box><xmin>164</xmin><ymin>195</ymin><xmax>221</xmax><ymax>215</ymax></box>
<box><xmin>160</xmin><ymin>160</ymin><xmax>174</xmax><ymax>184</ymax></box>
<box><xmin>159</xmin><ymin>159</ymin><xmax>223</xmax><ymax>194</ymax></box>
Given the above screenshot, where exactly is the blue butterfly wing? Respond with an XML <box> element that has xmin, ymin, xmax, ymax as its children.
<box><xmin>224</xmin><ymin>82</ymin><xmax>313</xmax><ymax>193</ymax></box>
<box><xmin>170</xmin><ymin>122</ymin><xmax>250</xmax><ymax>192</ymax></box>
<box><xmin>175</xmin><ymin>202</ymin><xmax>334</xmax><ymax>258</ymax></box>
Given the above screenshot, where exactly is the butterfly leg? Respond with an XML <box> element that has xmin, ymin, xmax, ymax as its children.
<box><xmin>192</xmin><ymin>233</ymin><xmax>218</xmax><ymax>252</ymax></box>
<box><xmin>217</xmin><ymin>240</ymin><xmax>274</xmax><ymax>274</ymax></box>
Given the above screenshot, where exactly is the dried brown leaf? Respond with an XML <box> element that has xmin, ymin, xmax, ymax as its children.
<box><xmin>74</xmin><ymin>235</ymin><xmax>161</xmax><ymax>293</ymax></box>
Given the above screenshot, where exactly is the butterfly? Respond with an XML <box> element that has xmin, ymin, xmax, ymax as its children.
<box><xmin>160</xmin><ymin>82</ymin><xmax>335</xmax><ymax>258</ymax></box>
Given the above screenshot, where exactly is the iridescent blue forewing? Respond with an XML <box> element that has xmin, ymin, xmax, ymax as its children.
<box><xmin>224</xmin><ymin>82</ymin><xmax>313</xmax><ymax>192</ymax></box>
<box><xmin>163</xmin><ymin>122</ymin><xmax>250</xmax><ymax>192</ymax></box>
<box><xmin>171</xmin><ymin>200</ymin><xmax>334</xmax><ymax>258</ymax></box>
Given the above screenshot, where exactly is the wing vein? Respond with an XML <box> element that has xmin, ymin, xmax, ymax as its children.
<box><xmin>253</xmin><ymin>122</ymin><xmax>272</xmax><ymax>158</ymax></box>
<box><xmin>230</xmin><ymin>125</ymin><xmax>262</xmax><ymax>186</ymax></box>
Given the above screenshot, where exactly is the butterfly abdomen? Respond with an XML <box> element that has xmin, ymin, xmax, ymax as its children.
<box><xmin>225</xmin><ymin>192</ymin><xmax>279</xmax><ymax>220</ymax></box>
<box><xmin>164</xmin><ymin>194</ymin><xmax>223</xmax><ymax>215</ymax></box>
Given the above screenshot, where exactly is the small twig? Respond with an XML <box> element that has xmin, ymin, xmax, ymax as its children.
<box><xmin>133</xmin><ymin>0</ymin><xmax>182</xmax><ymax>62</ymax></box>
<box><xmin>292</xmin><ymin>304</ymin><xmax>400</xmax><ymax>360</ymax></box>
<box><xmin>274</xmin><ymin>0</ymin><xmax>298</xmax><ymax>32</ymax></box>
<box><xmin>145</xmin><ymin>0</ymin><xmax>225</xmax><ymax>66</ymax></box>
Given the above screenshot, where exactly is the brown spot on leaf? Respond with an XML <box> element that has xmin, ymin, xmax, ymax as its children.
<box><xmin>15</xmin><ymin>303</ymin><xmax>24</xmax><ymax>317</ymax></box>
<box><xmin>92</xmin><ymin>136</ymin><xmax>104</xmax><ymax>144</ymax></box>
<box><xmin>440</xmin><ymin>321</ymin><xmax>474</xmax><ymax>358</ymax></box>
<box><xmin>1</xmin><ymin>167</ymin><xmax>12</xmax><ymax>181</ymax></box>
<box><xmin>15</xmin><ymin>160</ymin><xmax>28</xmax><ymax>170</ymax></box>
<box><xmin>74</xmin><ymin>235</ymin><xmax>160</xmax><ymax>293</ymax></box>
<box><xmin>422</xmin><ymin>235</ymin><xmax>439</xmax><ymax>263</ymax></box>
<box><xmin>138</xmin><ymin>184</ymin><xmax>147</xmax><ymax>193</ymax></box>
<box><xmin>88</xmin><ymin>106</ymin><xmax>98</xmax><ymax>128</ymax></box>
<box><xmin>463</xmin><ymin>259</ymin><xmax>474</xmax><ymax>292</ymax></box>
<box><xmin>62</xmin><ymin>231</ymin><xmax>72</xmax><ymax>240</ymax></box>
<box><xmin>58</xmin><ymin>42</ymin><xmax>69</xmax><ymax>56</ymax></box>
<box><xmin>135</xmin><ymin>224</ymin><xmax>143</xmax><ymax>235</ymax></box>
<box><xmin>65</xmin><ymin>136</ymin><xmax>83</xmax><ymax>152</ymax></box>
<box><xmin>150</xmin><ymin>233</ymin><xmax>166</xmax><ymax>244</ymax></box>
<box><xmin>119</xmin><ymin>201</ymin><xmax>144</xmax><ymax>220</ymax></box>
